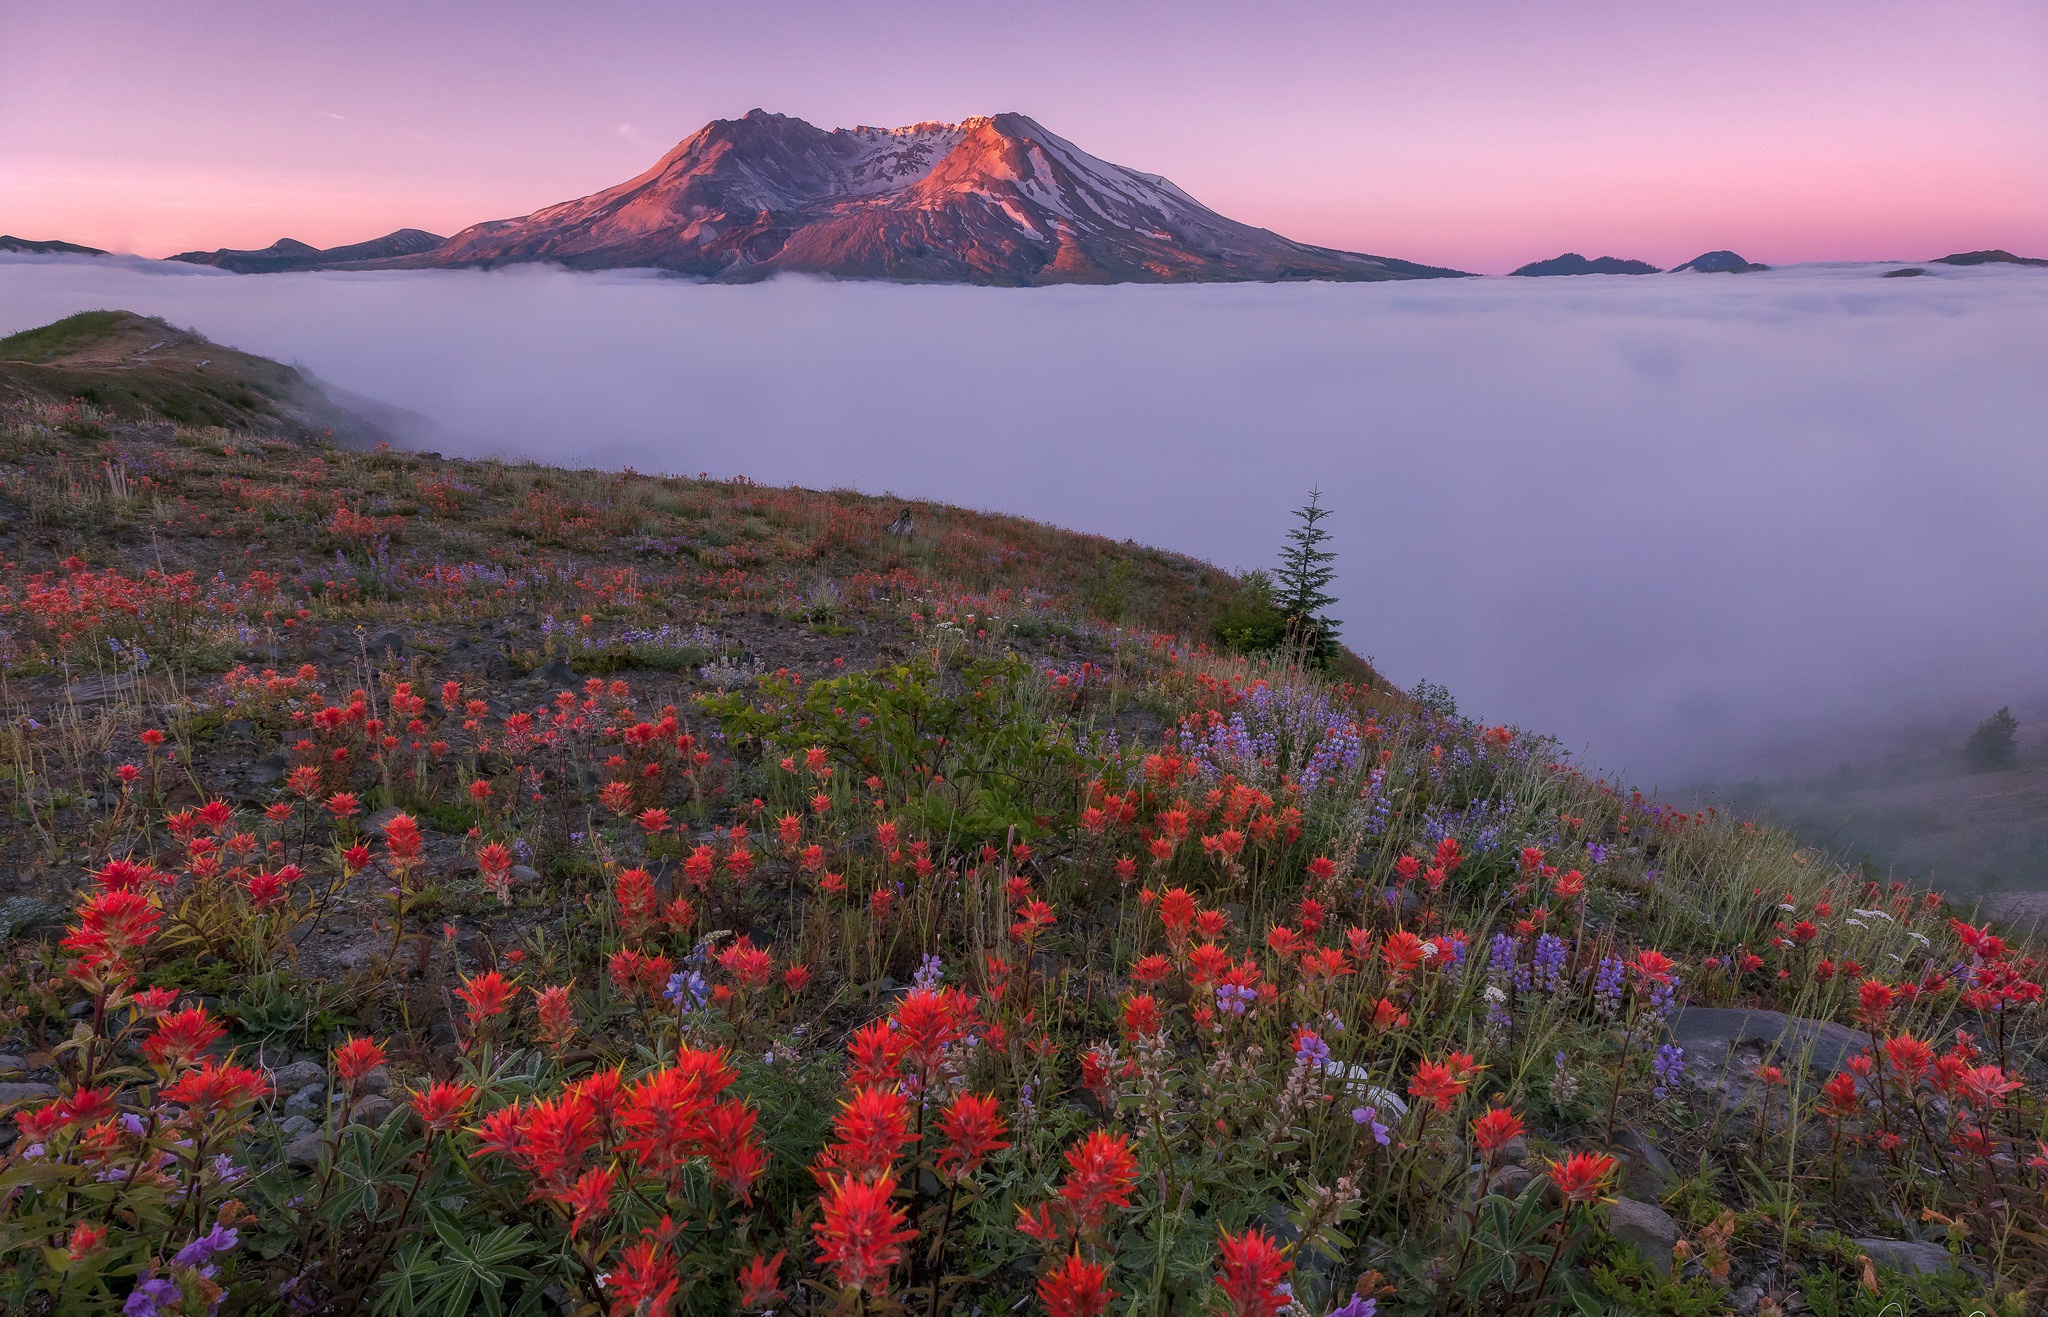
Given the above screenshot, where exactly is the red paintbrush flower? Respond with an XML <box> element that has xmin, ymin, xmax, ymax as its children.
<box><xmin>702</xmin><ymin>1098</ymin><xmax>768</xmax><ymax>1201</ymax></box>
<box><xmin>1544</xmin><ymin>1151</ymin><xmax>1617</xmax><ymax>1204</ymax></box>
<box><xmin>813</xmin><ymin>1173</ymin><xmax>915</xmax><ymax>1295</ymax></box>
<box><xmin>1121</xmin><ymin>994</ymin><xmax>1163</xmax><ymax>1040</ymax></box>
<box><xmin>1472</xmin><ymin>1106</ymin><xmax>1525</xmax><ymax>1160</ymax></box>
<box><xmin>162</xmin><ymin>1060</ymin><xmax>269</xmax><ymax>1114</ymax></box>
<box><xmin>534</xmin><ymin>985</ymin><xmax>576</xmax><ymax>1049</ymax></box>
<box><xmin>845</xmin><ymin>1018</ymin><xmax>910</xmax><ymax>1086</ymax></box>
<box><xmin>1039</xmin><ymin>1253</ymin><xmax>1116</xmax><ymax>1317</ymax></box>
<box><xmin>455</xmin><ymin>969</ymin><xmax>516</xmax><ymax>1021</ymax></box>
<box><xmin>408</xmin><ymin>1079</ymin><xmax>476</xmax><ymax>1130</ymax></box>
<box><xmin>822</xmin><ymin>1086</ymin><xmax>916</xmax><ymax>1180</ymax></box>
<box><xmin>382</xmin><ymin>812</ymin><xmax>424</xmax><ymax>865</ymax></box>
<box><xmin>936</xmin><ymin>1091</ymin><xmax>1009</xmax><ymax>1180</ymax></box>
<box><xmin>1212</xmin><ymin>1227</ymin><xmax>1293</xmax><ymax>1317</ymax></box>
<box><xmin>1408</xmin><ymin>1055</ymin><xmax>1473</xmax><ymax>1113</ymax></box>
<box><xmin>1057</xmin><ymin>1129</ymin><xmax>1137</xmax><ymax>1234</ymax></box>
<box><xmin>1954</xmin><ymin>1063</ymin><xmax>2023</xmax><ymax>1111</ymax></box>
<box><xmin>605</xmin><ymin>1217</ymin><xmax>680</xmax><ymax>1317</ymax></box>
<box><xmin>1130</xmin><ymin>954</ymin><xmax>1173</xmax><ymax>985</ymax></box>
<box><xmin>63</xmin><ymin>888</ymin><xmax>161</xmax><ymax>965</ymax></box>
<box><xmin>333</xmin><ymin>1036</ymin><xmax>387</xmax><ymax>1086</ymax></box>
<box><xmin>555</xmin><ymin>1164</ymin><xmax>616</xmax><ymax>1238</ymax></box>
<box><xmin>737</xmin><ymin>1250</ymin><xmax>787</xmax><ymax>1310</ymax></box>
<box><xmin>141</xmin><ymin>1005</ymin><xmax>224</xmax><ymax>1069</ymax></box>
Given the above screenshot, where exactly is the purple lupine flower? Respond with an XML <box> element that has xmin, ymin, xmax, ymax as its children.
<box><xmin>124</xmin><ymin>1276</ymin><xmax>182</xmax><ymax>1317</ymax></box>
<box><xmin>1327</xmin><ymin>1297</ymin><xmax>1379</xmax><ymax>1317</ymax></box>
<box><xmin>1215</xmin><ymin>982</ymin><xmax>1257</xmax><ymax>1016</ymax></box>
<box><xmin>1488</xmin><ymin>932</ymin><xmax>1517</xmax><ymax>983</ymax></box>
<box><xmin>912</xmin><ymin>953</ymin><xmax>944</xmax><ymax>991</ymax></box>
<box><xmin>1294</xmin><ymin>1030</ymin><xmax>1332</xmax><ymax>1069</ymax></box>
<box><xmin>1652</xmin><ymin>1043</ymin><xmax>1686</xmax><ymax>1099</ymax></box>
<box><xmin>1644</xmin><ymin>975</ymin><xmax>1680</xmax><ymax>1022</ymax></box>
<box><xmin>1586</xmin><ymin>842</ymin><xmax>1608</xmax><ymax>865</ymax></box>
<box><xmin>1352</xmin><ymin>1106</ymin><xmax>1392</xmax><ymax>1144</ymax></box>
<box><xmin>1532</xmin><ymin>934</ymin><xmax>1570</xmax><ymax>994</ymax></box>
<box><xmin>173</xmin><ymin>1223</ymin><xmax>239</xmax><ymax>1278</ymax></box>
<box><xmin>1593</xmin><ymin>956</ymin><xmax>1626</xmax><ymax>1017</ymax></box>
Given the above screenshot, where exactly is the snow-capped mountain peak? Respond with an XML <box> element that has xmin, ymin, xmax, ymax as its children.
<box><xmin>314</xmin><ymin>111</ymin><xmax>1472</xmax><ymax>285</ymax></box>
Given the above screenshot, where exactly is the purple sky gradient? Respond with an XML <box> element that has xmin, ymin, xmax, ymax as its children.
<box><xmin>5</xmin><ymin>0</ymin><xmax>2045</xmax><ymax>272</ymax></box>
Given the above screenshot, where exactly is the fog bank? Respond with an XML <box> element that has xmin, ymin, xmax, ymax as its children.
<box><xmin>4</xmin><ymin>256</ymin><xmax>2045</xmax><ymax>787</ymax></box>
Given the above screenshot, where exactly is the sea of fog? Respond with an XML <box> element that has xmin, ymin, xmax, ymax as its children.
<box><xmin>4</xmin><ymin>255</ymin><xmax>2045</xmax><ymax>788</ymax></box>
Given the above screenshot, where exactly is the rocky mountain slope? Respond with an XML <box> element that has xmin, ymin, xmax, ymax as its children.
<box><xmin>1511</xmin><ymin>253</ymin><xmax>1661</xmax><ymax>276</ymax></box>
<box><xmin>167</xmin><ymin>228</ymin><xmax>446</xmax><ymax>274</ymax></box>
<box><xmin>266</xmin><ymin>110</ymin><xmax>1469</xmax><ymax>285</ymax></box>
<box><xmin>1673</xmin><ymin>250</ymin><xmax>1769</xmax><ymax>273</ymax></box>
<box><xmin>0</xmin><ymin>235</ymin><xmax>108</xmax><ymax>256</ymax></box>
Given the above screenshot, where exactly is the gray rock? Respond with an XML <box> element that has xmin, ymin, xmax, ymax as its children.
<box><xmin>509</xmin><ymin>864</ymin><xmax>541</xmax><ymax>886</ymax></box>
<box><xmin>248</xmin><ymin>753</ymin><xmax>289</xmax><ymax>786</ymax></box>
<box><xmin>284</xmin><ymin>1130</ymin><xmax>326</xmax><ymax>1170</ymax></box>
<box><xmin>285</xmin><ymin>1083</ymin><xmax>325</xmax><ymax>1114</ymax></box>
<box><xmin>355</xmin><ymin>1064</ymin><xmax>392</xmax><ymax>1095</ymax></box>
<box><xmin>279</xmin><ymin>1114</ymin><xmax>312</xmax><ymax>1138</ymax></box>
<box><xmin>1496</xmin><ymin>1134</ymin><xmax>1530</xmax><ymax>1165</ymax></box>
<box><xmin>1730</xmin><ymin>1285</ymin><xmax>1761</xmax><ymax>1315</ymax></box>
<box><xmin>1612</xmin><ymin>1126</ymin><xmax>1678</xmax><ymax>1198</ymax></box>
<box><xmin>1487</xmin><ymin>1165</ymin><xmax>1536</xmax><ymax>1200</ymax></box>
<box><xmin>270</xmin><ymin>1060</ymin><xmax>327</xmax><ymax>1094</ymax></box>
<box><xmin>0</xmin><ymin>1053</ymin><xmax>25</xmax><ymax>1075</ymax></box>
<box><xmin>1855</xmin><ymin>1238</ymin><xmax>1956</xmax><ymax>1275</ymax></box>
<box><xmin>364</xmin><ymin>806</ymin><xmax>405</xmax><ymax>835</ymax></box>
<box><xmin>1606</xmin><ymin>1197</ymin><xmax>1680</xmax><ymax>1276</ymax></box>
<box><xmin>365</xmin><ymin>631</ymin><xmax>407</xmax><ymax>661</ymax></box>
<box><xmin>0</xmin><ymin>1081</ymin><xmax>60</xmax><ymax>1104</ymax></box>
<box><xmin>349</xmin><ymin>1095</ymin><xmax>396</xmax><ymax>1127</ymax></box>
<box><xmin>529</xmin><ymin>657</ymin><xmax>576</xmax><ymax>687</ymax></box>
<box><xmin>0</xmin><ymin>896</ymin><xmax>69</xmax><ymax>938</ymax></box>
<box><xmin>1667</xmin><ymin>1008</ymin><xmax>1871</xmax><ymax>1086</ymax></box>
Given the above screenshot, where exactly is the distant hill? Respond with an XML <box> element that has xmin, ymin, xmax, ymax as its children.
<box><xmin>1691</xmin><ymin>710</ymin><xmax>2048</xmax><ymax>923</ymax></box>
<box><xmin>175</xmin><ymin>110</ymin><xmax>1470</xmax><ymax>286</ymax></box>
<box><xmin>0</xmin><ymin>310</ymin><xmax>398</xmax><ymax>443</ymax></box>
<box><xmin>1933</xmin><ymin>249</ymin><xmax>2048</xmax><ymax>268</ymax></box>
<box><xmin>167</xmin><ymin>228</ymin><xmax>446</xmax><ymax>274</ymax></box>
<box><xmin>1673</xmin><ymin>250</ymin><xmax>1768</xmax><ymax>273</ymax></box>
<box><xmin>1509</xmin><ymin>252</ymin><xmax>1660</xmax><ymax>276</ymax></box>
<box><xmin>0</xmin><ymin>235</ymin><xmax>107</xmax><ymax>256</ymax></box>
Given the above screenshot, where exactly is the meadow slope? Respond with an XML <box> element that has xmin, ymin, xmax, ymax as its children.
<box><xmin>0</xmin><ymin>314</ymin><xmax>2041</xmax><ymax>1317</ymax></box>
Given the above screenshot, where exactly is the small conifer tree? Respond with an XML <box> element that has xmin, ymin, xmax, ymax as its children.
<box><xmin>1276</xmin><ymin>488</ymin><xmax>1340</xmax><ymax>666</ymax></box>
<box><xmin>1965</xmin><ymin>707</ymin><xmax>2019</xmax><ymax>771</ymax></box>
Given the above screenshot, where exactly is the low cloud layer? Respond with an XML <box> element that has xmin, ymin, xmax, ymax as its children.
<box><xmin>5</xmin><ymin>256</ymin><xmax>2045</xmax><ymax>786</ymax></box>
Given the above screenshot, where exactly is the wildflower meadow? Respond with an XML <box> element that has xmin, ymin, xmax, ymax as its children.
<box><xmin>0</xmin><ymin>393</ymin><xmax>2042</xmax><ymax>1317</ymax></box>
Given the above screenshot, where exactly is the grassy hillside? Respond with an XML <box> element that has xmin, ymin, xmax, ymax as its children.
<box><xmin>0</xmin><ymin>310</ymin><xmax>391</xmax><ymax>440</ymax></box>
<box><xmin>1698</xmin><ymin>713</ymin><xmax>2048</xmax><ymax>926</ymax></box>
<box><xmin>0</xmin><ymin>316</ymin><xmax>2041</xmax><ymax>1317</ymax></box>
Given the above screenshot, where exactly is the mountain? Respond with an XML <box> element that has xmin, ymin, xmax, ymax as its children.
<box><xmin>1673</xmin><ymin>250</ymin><xmax>1768</xmax><ymax>273</ymax></box>
<box><xmin>1933</xmin><ymin>249</ymin><xmax>2048</xmax><ymax>268</ymax></box>
<box><xmin>0</xmin><ymin>310</ymin><xmax>405</xmax><ymax>444</ymax></box>
<box><xmin>1509</xmin><ymin>252</ymin><xmax>1660</xmax><ymax>276</ymax></box>
<box><xmin>0</xmin><ymin>235</ymin><xmax>107</xmax><ymax>256</ymax></box>
<box><xmin>314</xmin><ymin>110</ymin><xmax>1468</xmax><ymax>285</ymax></box>
<box><xmin>167</xmin><ymin>228</ymin><xmax>445</xmax><ymax>274</ymax></box>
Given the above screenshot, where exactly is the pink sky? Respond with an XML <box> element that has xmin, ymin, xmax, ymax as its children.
<box><xmin>5</xmin><ymin>0</ymin><xmax>2045</xmax><ymax>274</ymax></box>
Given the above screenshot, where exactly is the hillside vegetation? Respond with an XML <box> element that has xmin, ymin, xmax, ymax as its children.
<box><xmin>0</xmin><ymin>314</ymin><xmax>2042</xmax><ymax>1317</ymax></box>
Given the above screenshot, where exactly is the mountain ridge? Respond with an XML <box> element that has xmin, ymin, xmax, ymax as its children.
<box><xmin>167</xmin><ymin>228</ymin><xmax>447</xmax><ymax>274</ymax></box>
<box><xmin>223</xmin><ymin>110</ymin><xmax>1471</xmax><ymax>286</ymax></box>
